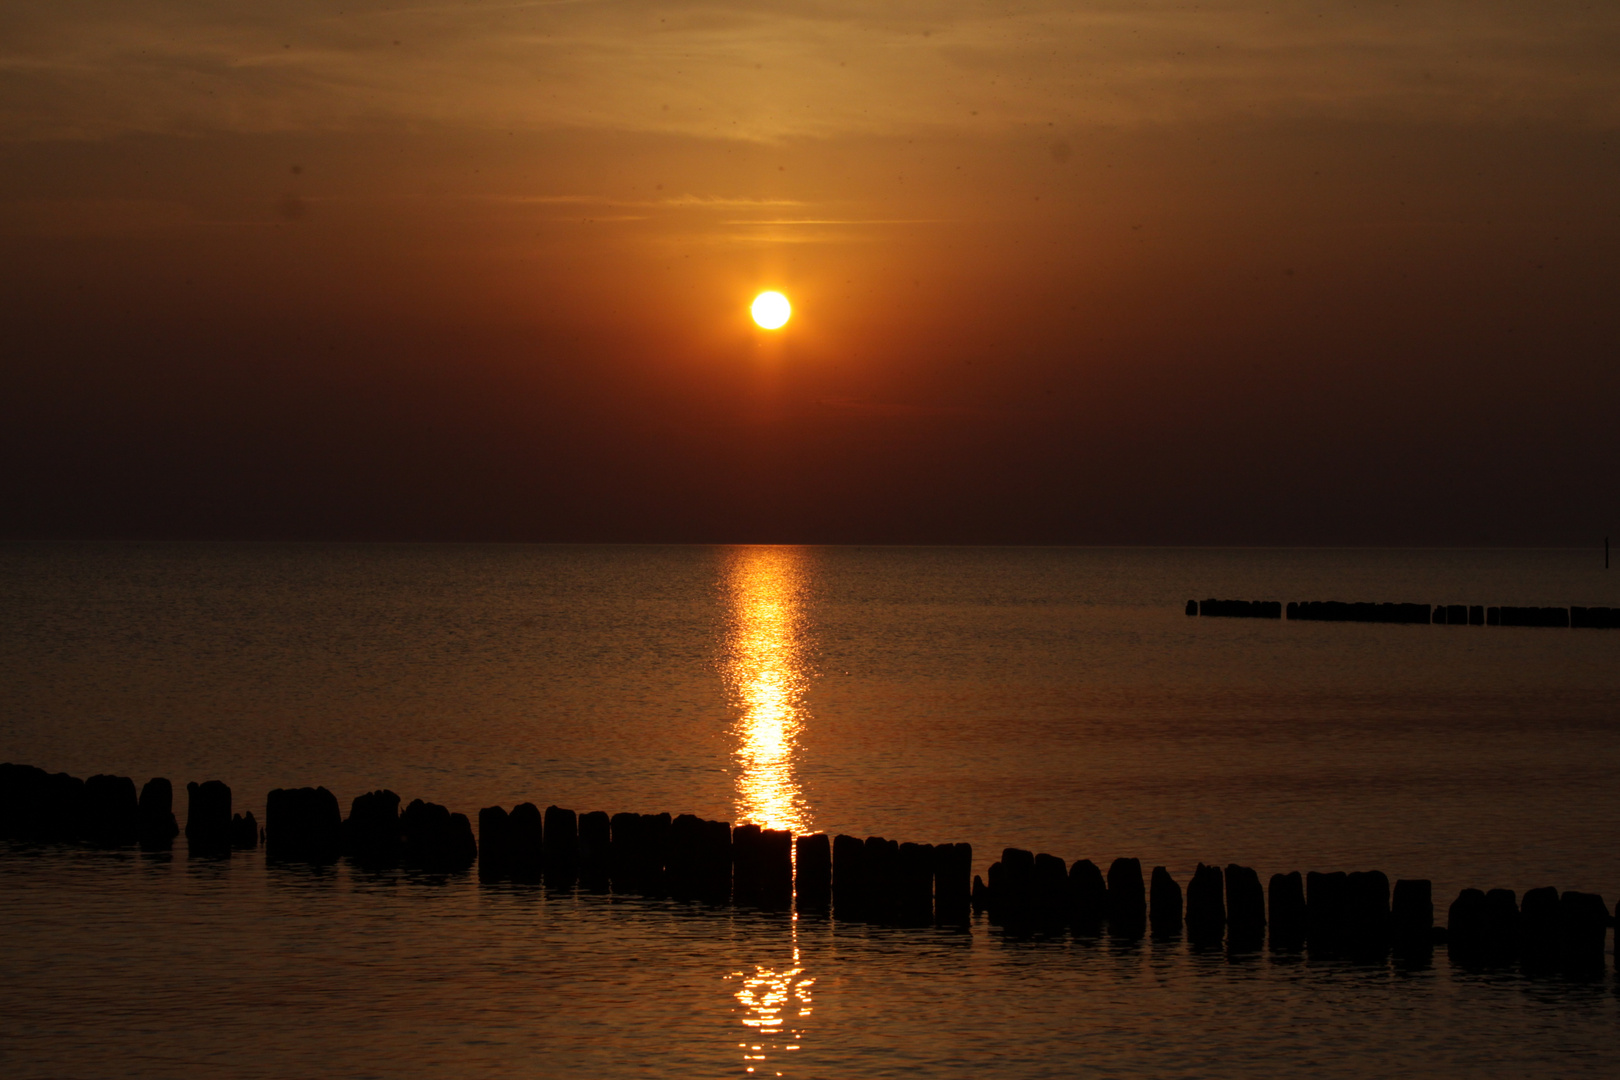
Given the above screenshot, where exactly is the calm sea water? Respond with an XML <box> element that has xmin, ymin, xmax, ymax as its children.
<box><xmin>2</xmin><ymin>543</ymin><xmax>1619</xmax><ymax>1077</ymax></box>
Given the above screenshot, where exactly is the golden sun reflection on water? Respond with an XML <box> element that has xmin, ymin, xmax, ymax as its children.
<box><xmin>722</xmin><ymin>546</ymin><xmax>813</xmax><ymax>835</ymax></box>
<box><xmin>727</xmin><ymin>941</ymin><xmax>814</xmax><ymax>1077</ymax></box>
<box><xmin>721</xmin><ymin>547</ymin><xmax>816</xmax><ymax>1076</ymax></box>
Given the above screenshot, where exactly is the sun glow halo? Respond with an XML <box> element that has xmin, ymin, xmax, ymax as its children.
<box><xmin>751</xmin><ymin>291</ymin><xmax>791</xmax><ymax>330</ymax></box>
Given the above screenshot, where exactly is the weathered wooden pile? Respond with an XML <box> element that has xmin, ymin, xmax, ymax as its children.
<box><xmin>971</xmin><ymin>852</ymin><xmax>1436</xmax><ymax>949</ymax></box>
<box><xmin>1288</xmin><ymin>601</ymin><xmax>1434</xmax><ymax>624</ymax></box>
<box><xmin>2</xmin><ymin>762</ymin><xmax>1613</xmax><ymax>972</ymax></box>
<box><xmin>1447</xmin><ymin>886</ymin><xmax>1612</xmax><ymax>972</ymax></box>
<box><xmin>973</xmin><ymin>850</ymin><xmax>1613</xmax><ymax>971</ymax></box>
<box><xmin>1189</xmin><ymin>599</ymin><xmax>1620</xmax><ymax>628</ymax></box>
<box><xmin>261</xmin><ymin>785</ymin><xmax>482</xmax><ymax>869</ymax></box>
<box><xmin>0</xmin><ymin>763</ymin><xmax>255</xmax><ymax>855</ymax></box>
<box><xmin>472</xmin><ymin>804</ymin><xmax>974</xmax><ymax>920</ymax></box>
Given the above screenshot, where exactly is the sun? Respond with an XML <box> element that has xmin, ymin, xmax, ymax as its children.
<box><xmin>751</xmin><ymin>291</ymin><xmax>791</xmax><ymax>330</ymax></box>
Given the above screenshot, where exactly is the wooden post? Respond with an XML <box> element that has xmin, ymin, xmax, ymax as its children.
<box><xmin>795</xmin><ymin>832</ymin><xmax>832</xmax><ymax>913</ymax></box>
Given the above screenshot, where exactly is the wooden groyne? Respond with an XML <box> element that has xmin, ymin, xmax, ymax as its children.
<box><xmin>1189</xmin><ymin>600</ymin><xmax>1620</xmax><ymax>628</ymax></box>
<box><xmin>1</xmin><ymin>761</ymin><xmax>1612</xmax><ymax>972</ymax></box>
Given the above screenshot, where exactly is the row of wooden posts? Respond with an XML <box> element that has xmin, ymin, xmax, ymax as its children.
<box><xmin>1191</xmin><ymin>599</ymin><xmax>1620</xmax><ymax>627</ymax></box>
<box><xmin>1</xmin><ymin>763</ymin><xmax>1612</xmax><ymax>970</ymax></box>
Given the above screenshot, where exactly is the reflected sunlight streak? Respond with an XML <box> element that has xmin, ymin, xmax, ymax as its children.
<box><xmin>722</xmin><ymin>546</ymin><xmax>814</xmax><ymax>835</ymax></box>
<box><xmin>722</xmin><ymin>546</ymin><xmax>817</xmax><ymax>1075</ymax></box>
<box><xmin>729</xmin><ymin>942</ymin><xmax>814</xmax><ymax>1077</ymax></box>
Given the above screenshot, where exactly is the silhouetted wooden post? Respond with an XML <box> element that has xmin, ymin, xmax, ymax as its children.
<box><xmin>266</xmin><ymin>786</ymin><xmax>342</xmax><ymax>863</ymax></box>
<box><xmin>1558</xmin><ymin>891</ymin><xmax>1609</xmax><ymax>973</ymax></box>
<box><xmin>1225</xmin><ymin>864</ymin><xmax>1265</xmax><ymax>948</ymax></box>
<box><xmin>399</xmin><ymin>798</ymin><xmax>477</xmax><ymax>872</ymax></box>
<box><xmin>1149</xmin><ymin>866</ymin><xmax>1182</xmax><ymax>938</ymax></box>
<box><xmin>1482</xmin><ymin>889</ymin><xmax>1520</xmax><ymax>963</ymax></box>
<box><xmin>47</xmin><ymin>770</ymin><xmax>86</xmax><ymax>842</ymax></box>
<box><xmin>795</xmin><ymin>832</ymin><xmax>832</xmax><ymax>913</ymax></box>
<box><xmin>998</xmin><ymin>848</ymin><xmax>1037</xmax><ymax>925</ymax></box>
<box><xmin>1306</xmin><ymin>870</ymin><xmax>1349</xmax><ymax>951</ymax></box>
<box><xmin>1067</xmin><ymin>858</ymin><xmax>1108</xmax><ymax>932</ymax></box>
<box><xmin>137</xmin><ymin>777</ymin><xmax>179</xmax><ymax>851</ymax></box>
<box><xmin>345</xmin><ymin>790</ymin><xmax>402</xmax><ymax>867</ymax></box>
<box><xmin>1268</xmin><ymin>871</ymin><xmax>1305</xmax><ymax>949</ymax></box>
<box><xmin>1107</xmin><ymin>857</ymin><xmax>1145</xmax><ymax>938</ymax></box>
<box><xmin>759</xmin><ymin>828</ymin><xmax>793</xmax><ymax>910</ymax></box>
<box><xmin>578</xmin><ymin>810</ymin><xmax>611</xmax><ymax>883</ymax></box>
<box><xmin>1520</xmin><ymin>886</ymin><xmax>1561</xmax><ymax>970</ymax></box>
<box><xmin>1447</xmin><ymin>888</ymin><xmax>1488</xmax><ymax>963</ymax></box>
<box><xmin>701</xmin><ymin>819</ymin><xmax>732</xmax><ymax>901</ymax></box>
<box><xmin>732</xmin><ymin>823</ymin><xmax>762</xmax><ymax>903</ymax></box>
<box><xmin>1346</xmin><ymin>870</ymin><xmax>1391</xmax><ymax>953</ymax></box>
<box><xmin>985</xmin><ymin>859</ymin><xmax>1005</xmax><ymax>916</ymax></box>
<box><xmin>1186</xmin><ymin>863</ymin><xmax>1225</xmax><ymax>944</ymax></box>
<box><xmin>1032</xmin><ymin>853</ymin><xmax>1067</xmax><ymax>925</ymax></box>
<box><xmin>543</xmin><ymin>805</ymin><xmax>578</xmax><ymax>880</ymax></box>
<box><xmin>186</xmin><ymin>780</ymin><xmax>232</xmax><ymax>855</ymax></box>
<box><xmin>609</xmin><ymin>811</ymin><xmax>640</xmax><ymax>888</ymax></box>
<box><xmin>33</xmin><ymin>768</ymin><xmax>83</xmax><ymax>841</ymax></box>
<box><xmin>478</xmin><ymin>805</ymin><xmax>512</xmax><ymax>881</ymax></box>
<box><xmin>642</xmin><ymin>812</ymin><xmax>672</xmax><ymax>894</ymax></box>
<box><xmin>865</xmin><ymin>836</ymin><xmax>901</xmax><ymax>923</ymax></box>
<box><xmin>230</xmin><ymin>810</ymin><xmax>258</xmax><ymax>849</ymax></box>
<box><xmin>832</xmin><ymin>833</ymin><xmax>865</xmax><ymax>920</ymax></box>
<box><xmin>83</xmin><ymin>775</ymin><xmax>139</xmax><ymax>847</ymax></box>
<box><xmin>933</xmin><ymin>842</ymin><xmax>972</xmax><ymax>924</ymax></box>
<box><xmin>509</xmin><ymin>802</ymin><xmax>543</xmax><ymax>881</ymax></box>
<box><xmin>667</xmin><ymin>813</ymin><xmax>702</xmax><ymax>899</ymax></box>
<box><xmin>899</xmin><ymin>842</ymin><xmax>936</xmax><ymax>925</ymax></box>
<box><xmin>1390</xmin><ymin>878</ymin><xmax>1433</xmax><ymax>954</ymax></box>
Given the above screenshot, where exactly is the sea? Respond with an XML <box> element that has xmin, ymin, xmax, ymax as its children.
<box><xmin>2</xmin><ymin>543</ymin><xmax>1619</xmax><ymax>1078</ymax></box>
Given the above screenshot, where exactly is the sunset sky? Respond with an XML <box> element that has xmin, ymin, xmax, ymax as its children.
<box><xmin>3</xmin><ymin>1</ymin><xmax>1617</xmax><ymax>543</ymax></box>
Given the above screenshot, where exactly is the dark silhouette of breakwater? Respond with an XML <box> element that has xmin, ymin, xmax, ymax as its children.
<box><xmin>1447</xmin><ymin>885</ymin><xmax>1612</xmax><ymax>974</ymax></box>
<box><xmin>1</xmin><ymin>761</ymin><xmax>1612</xmax><ymax>974</ymax></box>
<box><xmin>1188</xmin><ymin>600</ymin><xmax>1620</xmax><ymax>627</ymax></box>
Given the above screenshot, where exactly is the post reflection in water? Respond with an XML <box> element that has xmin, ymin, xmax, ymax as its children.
<box><xmin>721</xmin><ymin>546</ymin><xmax>817</xmax><ymax>1075</ymax></box>
<box><xmin>721</xmin><ymin>545</ymin><xmax>814</xmax><ymax>836</ymax></box>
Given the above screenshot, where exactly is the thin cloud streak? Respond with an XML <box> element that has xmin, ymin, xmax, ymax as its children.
<box><xmin>722</xmin><ymin>218</ymin><xmax>951</xmax><ymax>226</ymax></box>
<box><xmin>2</xmin><ymin>1</ymin><xmax>1618</xmax><ymax>142</ymax></box>
<box><xmin>481</xmin><ymin>194</ymin><xmax>810</xmax><ymax>208</ymax></box>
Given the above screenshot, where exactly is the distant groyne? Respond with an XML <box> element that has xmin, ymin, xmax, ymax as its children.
<box><xmin>1187</xmin><ymin>599</ymin><xmax>1620</xmax><ymax>628</ymax></box>
<box><xmin>0</xmin><ymin>761</ymin><xmax>1612</xmax><ymax>975</ymax></box>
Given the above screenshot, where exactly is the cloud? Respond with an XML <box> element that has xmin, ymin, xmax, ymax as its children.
<box><xmin>1</xmin><ymin>1</ymin><xmax>1617</xmax><ymax>143</ymax></box>
<box><xmin>481</xmin><ymin>194</ymin><xmax>808</xmax><ymax>207</ymax></box>
<box><xmin>720</xmin><ymin>218</ymin><xmax>949</xmax><ymax>225</ymax></box>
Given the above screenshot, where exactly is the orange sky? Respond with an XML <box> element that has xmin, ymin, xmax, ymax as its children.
<box><xmin>2</xmin><ymin>1</ymin><xmax>1618</xmax><ymax>542</ymax></box>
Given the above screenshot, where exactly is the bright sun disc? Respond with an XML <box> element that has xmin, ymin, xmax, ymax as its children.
<box><xmin>751</xmin><ymin>291</ymin><xmax>791</xmax><ymax>330</ymax></box>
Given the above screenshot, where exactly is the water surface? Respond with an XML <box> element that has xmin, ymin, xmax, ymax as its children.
<box><xmin>2</xmin><ymin>544</ymin><xmax>1617</xmax><ymax>1076</ymax></box>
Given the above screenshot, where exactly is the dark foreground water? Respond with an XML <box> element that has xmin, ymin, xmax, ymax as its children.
<box><xmin>2</xmin><ymin>543</ymin><xmax>1619</xmax><ymax>1077</ymax></box>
